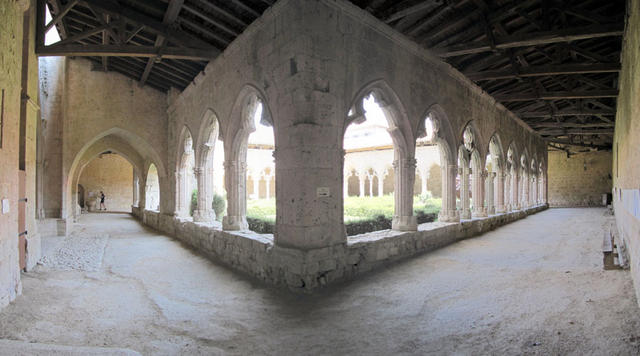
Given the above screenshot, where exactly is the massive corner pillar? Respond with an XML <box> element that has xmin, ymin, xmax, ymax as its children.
<box><xmin>485</xmin><ymin>172</ymin><xmax>495</xmax><ymax>215</ymax></box>
<box><xmin>223</xmin><ymin>160</ymin><xmax>249</xmax><ymax>230</ymax></box>
<box><xmin>193</xmin><ymin>167</ymin><xmax>215</xmax><ymax>223</ymax></box>
<box><xmin>392</xmin><ymin>158</ymin><xmax>418</xmax><ymax>231</ymax></box>
<box><xmin>460</xmin><ymin>164</ymin><xmax>471</xmax><ymax>219</ymax></box>
<box><xmin>472</xmin><ymin>170</ymin><xmax>487</xmax><ymax>217</ymax></box>
<box><xmin>439</xmin><ymin>164</ymin><xmax>460</xmax><ymax>223</ymax></box>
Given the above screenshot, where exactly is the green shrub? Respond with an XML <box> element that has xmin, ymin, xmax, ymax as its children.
<box><xmin>247</xmin><ymin>217</ymin><xmax>274</xmax><ymax>234</ymax></box>
<box><xmin>190</xmin><ymin>189</ymin><xmax>198</xmax><ymax>216</ymax></box>
<box><xmin>212</xmin><ymin>193</ymin><xmax>226</xmax><ymax>221</ymax></box>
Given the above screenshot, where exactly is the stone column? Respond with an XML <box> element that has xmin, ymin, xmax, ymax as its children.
<box><xmin>472</xmin><ymin>170</ymin><xmax>487</xmax><ymax>217</ymax></box>
<box><xmin>504</xmin><ymin>172</ymin><xmax>511</xmax><ymax>212</ymax></box>
<box><xmin>132</xmin><ymin>174</ymin><xmax>139</xmax><ymax>207</ymax></box>
<box><xmin>193</xmin><ymin>167</ymin><xmax>215</xmax><ymax>223</ymax></box>
<box><xmin>392</xmin><ymin>158</ymin><xmax>418</xmax><ymax>230</ymax></box>
<box><xmin>511</xmin><ymin>170</ymin><xmax>520</xmax><ymax>210</ymax></box>
<box><xmin>174</xmin><ymin>171</ymin><xmax>184</xmax><ymax>216</ymax></box>
<box><xmin>358</xmin><ymin>173</ymin><xmax>365</xmax><ymax>198</ymax></box>
<box><xmin>368</xmin><ymin>174</ymin><xmax>374</xmax><ymax>197</ymax></box>
<box><xmin>223</xmin><ymin>160</ymin><xmax>248</xmax><ymax>230</ymax></box>
<box><xmin>485</xmin><ymin>172</ymin><xmax>495</xmax><ymax>215</ymax></box>
<box><xmin>460</xmin><ymin>164</ymin><xmax>471</xmax><ymax>219</ymax></box>
<box><xmin>377</xmin><ymin>171</ymin><xmax>384</xmax><ymax>197</ymax></box>
<box><xmin>438</xmin><ymin>163</ymin><xmax>460</xmax><ymax>223</ymax></box>
<box><xmin>523</xmin><ymin>172</ymin><xmax>529</xmax><ymax>208</ymax></box>
<box><xmin>495</xmin><ymin>171</ymin><xmax>505</xmax><ymax>213</ymax></box>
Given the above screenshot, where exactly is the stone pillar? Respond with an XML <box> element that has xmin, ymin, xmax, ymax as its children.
<box><xmin>358</xmin><ymin>173</ymin><xmax>365</xmax><ymax>198</ymax></box>
<box><xmin>377</xmin><ymin>172</ymin><xmax>384</xmax><ymax>197</ymax></box>
<box><xmin>368</xmin><ymin>174</ymin><xmax>374</xmax><ymax>197</ymax></box>
<box><xmin>485</xmin><ymin>172</ymin><xmax>495</xmax><ymax>215</ymax></box>
<box><xmin>523</xmin><ymin>172</ymin><xmax>529</xmax><ymax>208</ymax></box>
<box><xmin>495</xmin><ymin>171</ymin><xmax>505</xmax><ymax>213</ymax></box>
<box><xmin>460</xmin><ymin>164</ymin><xmax>471</xmax><ymax>219</ymax></box>
<box><xmin>512</xmin><ymin>171</ymin><xmax>520</xmax><ymax>210</ymax></box>
<box><xmin>392</xmin><ymin>158</ymin><xmax>418</xmax><ymax>230</ymax></box>
<box><xmin>193</xmin><ymin>167</ymin><xmax>215</xmax><ymax>223</ymax></box>
<box><xmin>503</xmin><ymin>172</ymin><xmax>511</xmax><ymax>212</ymax></box>
<box><xmin>472</xmin><ymin>170</ymin><xmax>487</xmax><ymax>217</ymax></box>
<box><xmin>223</xmin><ymin>160</ymin><xmax>248</xmax><ymax>230</ymax></box>
<box><xmin>438</xmin><ymin>163</ymin><xmax>460</xmax><ymax>223</ymax></box>
<box><xmin>132</xmin><ymin>174</ymin><xmax>139</xmax><ymax>207</ymax></box>
<box><xmin>174</xmin><ymin>171</ymin><xmax>184</xmax><ymax>216</ymax></box>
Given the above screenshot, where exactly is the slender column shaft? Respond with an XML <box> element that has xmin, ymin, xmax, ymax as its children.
<box><xmin>378</xmin><ymin>173</ymin><xmax>384</xmax><ymax>197</ymax></box>
<box><xmin>496</xmin><ymin>171</ymin><xmax>505</xmax><ymax>213</ymax></box>
<box><xmin>392</xmin><ymin>158</ymin><xmax>418</xmax><ymax>230</ymax></box>
<box><xmin>472</xmin><ymin>169</ymin><xmax>487</xmax><ymax>217</ymax></box>
<box><xmin>486</xmin><ymin>172</ymin><xmax>495</xmax><ymax>215</ymax></box>
<box><xmin>460</xmin><ymin>164</ymin><xmax>471</xmax><ymax>219</ymax></box>
<box><xmin>358</xmin><ymin>174</ymin><xmax>365</xmax><ymax>198</ymax></box>
<box><xmin>438</xmin><ymin>163</ymin><xmax>460</xmax><ymax>223</ymax></box>
<box><xmin>223</xmin><ymin>160</ymin><xmax>248</xmax><ymax>230</ymax></box>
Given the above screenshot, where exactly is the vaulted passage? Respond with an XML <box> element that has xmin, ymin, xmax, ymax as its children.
<box><xmin>2</xmin><ymin>0</ymin><xmax>640</xmax><ymax>353</ymax></box>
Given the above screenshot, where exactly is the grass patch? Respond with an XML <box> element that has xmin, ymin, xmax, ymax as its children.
<box><xmin>246</xmin><ymin>195</ymin><xmax>442</xmax><ymax>234</ymax></box>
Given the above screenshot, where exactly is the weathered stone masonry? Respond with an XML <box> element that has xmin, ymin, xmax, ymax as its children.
<box><xmin>130</xmin><ymin>0</ymin><xmax>549</xmax><ymax>290</ymax></box>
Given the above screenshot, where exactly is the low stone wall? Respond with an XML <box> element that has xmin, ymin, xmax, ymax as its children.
<box><xmin>133</xmin><ymin>205</ymin><xmax>548</xmax><ymax>291</ymax></box>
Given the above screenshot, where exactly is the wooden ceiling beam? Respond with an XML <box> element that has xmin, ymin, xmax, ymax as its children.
<box><xmin>44</xmin><ymin>0</ymin><xmax>79</xmax><ymax>33</ymax></box>
<box><xmin>466</xmin><ymin>62</ymin><xmax>620</xmax><ymax>81</ymax></box>
<box><xmin>140</xmin><ymin>0</ymin><xmax>185</xmax><ymax>86</ymax></box>
<box><xmin>384</xmin><ymin>2</ymin><xmax>435</xmax><ymax>23</ymax></box>
<box><xmin>495</xmin><ymin>89</ymin><xmax>618</xmax><ymax>102</ymax></box>
<box><xmin>433</xmin><ymin>24</ymin><xmax>624</xmax><ymax>57</ymax></box>
<box><xmin>80</xmin><ymin>0</ymin><xmax>215</xmax><ymax>50</ymax></box>
<box><xmin>517</xmin><ymin>109</ymin><xmax>615</xmax><ymax>118</ymax></box>
<box><xmin>36</xmin><ymin>44</ymin><xmax>217</xmax><ymax>61</ymax></box>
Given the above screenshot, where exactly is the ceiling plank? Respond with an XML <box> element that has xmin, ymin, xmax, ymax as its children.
<box><xmin>433</xmin><ymin>24</ymin><xmax>624</xmax><ymax>57</ymax></box>
<box><xmin>517</xmin><ymin>108</ymin><xmax>615</xmax><ymax>118</ymax></box>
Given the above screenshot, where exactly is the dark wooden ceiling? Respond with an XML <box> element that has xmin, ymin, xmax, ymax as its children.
<box><xmin>39</xmin><ymin>0</ymin><xmax>626</xmax><ymax>149</ymax></box>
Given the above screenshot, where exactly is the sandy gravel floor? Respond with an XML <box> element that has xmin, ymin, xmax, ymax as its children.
<box><xmin>0</xmin><ymin>209</ymin><xmax>639</xmax><ymax>355</ymax></box>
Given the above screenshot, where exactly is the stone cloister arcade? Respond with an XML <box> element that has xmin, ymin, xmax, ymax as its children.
<box><xmin>39</xmin><ymin>0</ymin><xmax>549</xmax><ymax>290</ymax></box>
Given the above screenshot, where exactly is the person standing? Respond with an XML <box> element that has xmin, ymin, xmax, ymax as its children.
<box><xmin>100</xmin><ymin>191</ymin><xmax>106</xmax><ymax>211</ymax></box>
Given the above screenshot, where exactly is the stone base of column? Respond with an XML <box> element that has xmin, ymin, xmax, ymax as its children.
<box><xmin>193</xmin><ymin>209</ymin><xmax>216</xmax><ymax>223</ymax></box>
<box><xmin>392</xmin><ymin>215</ymin><xmax>418</xmax><ymax>231</ymax></box>
<box><xmin>223</xmin><ymin>215</ymin><xmax>249</xmax><ymax>231</ymax></box>
<box><xmin>460</xmin><ymin>209</ymin><xmax>472</xmax><ymax>219</ymax></box>
<box><xmin>472</xmin><ymin>208</ymin><xmax>487</xmax><ymax>218</ymax></box>
<box><xmin>487</xmin><ymin>206</ymin><xmax>496</xmax><ymax>215</ymax></box>
<box><xmin>495</xmin><ymin>205</ymin><xmax>505</xmax><ymax>213</ymax></box>
<box><xmin>438</xmin><ymin>209</ymin><xmax>460</xmax><ymax>223</ymax></box>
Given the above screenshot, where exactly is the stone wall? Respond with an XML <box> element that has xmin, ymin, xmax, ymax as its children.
<box><xmin>78</xmin><ymin>153</ymin><xmax>133</xmax><ymax>212</ymax></box>
<box><xmin>548</xmin><ymin>151</ymin><xmax>612</xmax><ymax>207</ymax></box>
<box><xmin>134</xmin><ymin>204</ymin><xmax>547</xmax><ymax>291</ymax></box>
<box><xmin>0</xmin><ymin>0</ymin><xmax>40</xmax><ymax>309</ymax></box>
<box><xmin>613</xmin><ymin>0</ymin><xmax>640</xmax><ymax>304</ymax></box>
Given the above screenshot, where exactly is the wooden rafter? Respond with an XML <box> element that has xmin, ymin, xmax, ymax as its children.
<box><xmin>36</xmin><ymin>44</ymin><xmax>216</xmax><ymax>60</ymax></box>
<box><xmin>433</xmin><ymin>24</ymin><xmax>624</xmax><ymax>57</ymax></box>
<box><xmin>465</xmin><ymin>63</ymin><xmax>620</xmax><ymax>81</ymax></box>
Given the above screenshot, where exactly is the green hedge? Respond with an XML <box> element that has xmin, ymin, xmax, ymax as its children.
<box><xmin>245</xmin><ymin>210</ymin><xmax>438</xmax><ymax>235</ymax></box>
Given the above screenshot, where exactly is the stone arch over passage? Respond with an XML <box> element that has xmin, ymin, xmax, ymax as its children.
<box><xmin>145</xmin><ymin>163</ymin><xmax>160</xmax><ymax>211</ymax></box>
<box><xmin>345</xmin><ymin>80</ymin><xmax>417</xmax><ymax>231</ymax></box>
<box><xmin>192</xmin><ymin>109</ymin><xmax>223</xmax><ymax>223</ymax></box>
<box><xmin>176</xmin><ymin>126</ymin><xmax>196</xmax><ymax>218</ymax></box>
<box><xmin>420</xmin><ymin>104</ymin><xmax>457</xmax><ymax>223</ymax></box>
<box><xmin>64</xmin><ymin>128</ymin><xmax>167</xmax><ymax>221</ymax></box>
<box><xmin>224</xmin><ymin>85</ymin><xmax>275</xmax><ymax>231</ymax></box>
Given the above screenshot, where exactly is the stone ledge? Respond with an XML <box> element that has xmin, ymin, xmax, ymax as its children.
<box><xmin>133</xmin><ymin>205</ymin><xmax>548</xmax><ymax>291</ymax></box>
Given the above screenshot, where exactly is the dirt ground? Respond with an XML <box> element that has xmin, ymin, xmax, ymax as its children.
<box><xmin>0</xmin><ymin>208</ymin><xmax>639</xmax><ymax>355</ymax></box>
